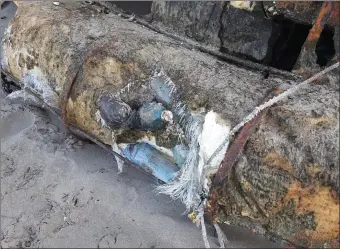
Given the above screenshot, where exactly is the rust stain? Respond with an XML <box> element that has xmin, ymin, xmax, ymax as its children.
<box><xmin>284</xmin><ymin>243</ymin><xmax>296</xmax><ymax>249</ymax></box>
<box><xmin>284</xmin><ymin>181</ymin><xmax>339</xmax><ymax>243</ymax></box>
<box><xmin>264</xmin><ymin>152</ymin><xmax>295</xmax><ymax>174</ymax></box>
<box><xmin>306</xmin><ymin>2</ymin><xmax>334</xmax><ymax>42</ymax></box>
<box><xmin>294</xmin><ymin>2</ymin><xmax>336</xmax><ymax>69</ymax></box>
<box><xmin>206</xmin><ymin>110</ymin><xmax>267</xmax><ymax>222</ymax></box>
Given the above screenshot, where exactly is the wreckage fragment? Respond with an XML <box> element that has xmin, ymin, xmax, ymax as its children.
<box><xmin>2</xmin><ymin>2</ymin><xmax>339</xmax><ymax>248</ymax></box>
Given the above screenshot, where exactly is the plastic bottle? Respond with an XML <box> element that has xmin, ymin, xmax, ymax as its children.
<box><xmin>122</xmin><ymin>142</ymin><xmax>180</xmax><ymax>183</ymax></box>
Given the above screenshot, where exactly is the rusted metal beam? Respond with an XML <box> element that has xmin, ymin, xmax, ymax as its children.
<box><xmin>294</xmin><ymin>1</ymin><xmax>335</xmax><ymax>70</ymax></box>
<box><xmin>206</xmin><ymin>109</ymin><xmax>267</xmax><ymax>223</ymax></box>
<box><xmin>205</xmin><ymin>85</ymin><xmax>285</xmax><ymax>223</ymax></box>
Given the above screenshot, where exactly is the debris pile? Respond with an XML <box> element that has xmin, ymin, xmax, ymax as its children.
<box><xmin>2</xmin><ymin>2</ymin><xmax>339</xmax><ymax>248</ymax></box>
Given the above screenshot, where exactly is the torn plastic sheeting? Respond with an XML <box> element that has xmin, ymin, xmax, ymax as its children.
<box><xmin>150</xmin><ymin>71</ymin><xmax>230</xmax><ymax>212</ymax></box>
<box><xmin>172</xmin><ymin>144</ymin><xmax>189</xmax><ymax>168</ymax></box>
<box><xmin>23</xmin><ymin>69</ymin><xmax>59</xmax><ymax>110</ymax></box>
<box><xmin>149</xmin><ymin>73</ymin><xmax>178</xmax><ymax>106</ymax></box>
<box><xmin>5</xmin><ymin>89</ymin><xmax>42</xmax><ymax>108</ymax></box>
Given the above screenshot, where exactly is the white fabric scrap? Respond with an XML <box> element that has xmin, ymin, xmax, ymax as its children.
<box><xmin>157</xmin><ymin>110</ymin><xmax>230</xmax><ymax>212</ymax></box>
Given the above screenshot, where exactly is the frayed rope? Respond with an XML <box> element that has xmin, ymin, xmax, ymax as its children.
<box><xmin>207</xmin><ymin>62</ymin><xmax>339</xmax><ymax>166</ymax></box>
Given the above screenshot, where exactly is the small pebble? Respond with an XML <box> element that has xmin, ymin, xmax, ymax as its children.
<box><xmin>53</xmin><ymin>1</ymin><xmax>60</xmax><ymax>6</ymax></box>
<box><xmin>128</xmin><ymin>16</ymin><xmax>135</xmax><ymax>22</ymax></box>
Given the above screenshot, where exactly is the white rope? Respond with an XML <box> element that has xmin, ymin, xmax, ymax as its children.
<box><xmin>198</xmin><ymin>208</ymin><xmax>211</xmax><ymax>249</ymax></box>
<box><xmin>207</xmin><ymin>62</ymin><xmax>339</xmax><ymax>166</ymax></box>
<box><xmin>231</xmin><ymin>62</ymin><xmax>339</xmax><ymax>135</ymax></box>
<box><xmin>214</xmin><ymin>223</ymin><xmax>228</xmax><ymax>248</ymax></box>
<box><xmin>200</xmin><ymin>216</ymin><xmax>210</xmax><ymax>248</ymax></box>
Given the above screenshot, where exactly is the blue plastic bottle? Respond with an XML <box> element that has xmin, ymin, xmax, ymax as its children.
<box><xmin>122</xmin><ymin>143</ymin><xmax>180</xmax><ymax>183</ymax></box>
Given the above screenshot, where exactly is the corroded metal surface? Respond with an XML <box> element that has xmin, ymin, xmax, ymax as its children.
<box><xmin>306</xmin><ymin>2</ymin><xmax>334</xmax><ymax>42</ymax></box>
<box><xmin>206</xmin><ymin>110</ymin><xmax>267</xmax><ymax>223</ymax></box>
<box><xmin>268</xmin><ymin>1</ymin><xmax>339</xmax><ymax>26</ymax></box>
<box><xmin>294</xmin><ymin>2</ymin><xmax>336</xmax><ymax>70</ymax></box>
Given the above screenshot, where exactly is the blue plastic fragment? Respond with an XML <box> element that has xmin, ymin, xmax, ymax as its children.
<box><xmin>172</xmin><ymin>144</ymin><xmax>189</xmax><ymax>168</ymax></box>
<box><xmin>122</xmin><ymin>143</ymin><xmax>180</xmax><ymax>183</ymax></box>
<box><xmin>136</xmin><ymin>102</ymin><xmax>166</xmax><ymax>131</ymax></box>
<box><xmin>149</xmin><ymin>74</ymin><xmax>190</xmax><ymax>126</ymax></box>
<box><xmin>150</xmin><ymin>75</ymin><xmax>173</xmax><ymax>105</ymax></box>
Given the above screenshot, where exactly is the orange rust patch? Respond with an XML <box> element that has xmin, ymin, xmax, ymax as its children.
<box><xmin>284</xmin><ymin>181</ymin><xmax>339</xmax><ymax>243</ymax></box>
<box><xmin>306</xmin><ymin>2</ymin><xmax>334</xmax><ymax>42</ymax></box>
<box><xmin>264</xmin><ymin>152</ymin><xmax>295</xmax><ymax>174</ymax></box>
